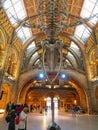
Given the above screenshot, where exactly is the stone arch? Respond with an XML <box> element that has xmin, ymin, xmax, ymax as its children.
<box><xmin>62</xmin><ymin>91</ymin><xmax>79</xmax><ymax>110</ymax></box>
<box><xmin>63</xmin><ymin>91</ymin><xmax>79</xmax><ymax>104</ymax></box>
<box><xmin>17</xmin><ymin>84</ymin><xmax>31</xmax><ymax>104</ymax></box>
<box><xmin>68</xmin><ymin>80</ymin><xmax>87</xmax><ymax>112</ymax></box>
<box><xmin>0</xmin><ymin>83</ymin><xmax>10</xmax><ymax>110</ymax></box>
<box><xmin>44</xmin><ymin>91</ymin><xmax>60</xmax><ymax>99</ymax></box>
<box><xmin>18</xmin><ymin>80</ymin><xmax>87</xmax><ymax>112</ymax></box>
<box><xmin>18</xmin><ymin>69</ymin><xmax>89</xmax><ymax>112</ymax></box>
<box><xmin>25</xmin><ymin>90</ymin><xmax>41</xmax><ymax>109</ymax></box>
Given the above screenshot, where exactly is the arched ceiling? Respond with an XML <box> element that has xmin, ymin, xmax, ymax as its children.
<box><xmin>1</xmin><ymin>0</ymin><xmax>98</xmax><ymax>85</ymax></box>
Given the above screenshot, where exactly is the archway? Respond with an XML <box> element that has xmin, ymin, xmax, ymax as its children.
<box><xmin>63</xmin><ymin>91</ymin><xmax>80</xmax><ymax>112</ymax></box>
<box><xmin>18</xmin><ymin>67</ymin><xmax>89</xmax><ymax>113</ymax></box>
<box><xmin>0</xmin><ymin>83</ymin><xmax>10</xmax><ymax>112</ymax></box>
<box><xmin>25</xmin><ymin>90</ymin><xmax>41</xmax><ymax>112</ymax></box>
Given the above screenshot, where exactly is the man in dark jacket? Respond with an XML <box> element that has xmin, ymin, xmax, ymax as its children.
<box><xmin>8</xmin><ymin>109</ymin><xmax>16</xmax><ymax>130</ymax></box>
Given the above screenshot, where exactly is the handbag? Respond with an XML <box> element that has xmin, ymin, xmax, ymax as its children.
<box><xmin>15</xmin><ymin>115</ymin><xmax>20</xmax><ymax>125</ymax></box>
<box><xmin>5</xmin><ymin>114</ymin><xmax>11</xmax><ymax>123</ymax></box>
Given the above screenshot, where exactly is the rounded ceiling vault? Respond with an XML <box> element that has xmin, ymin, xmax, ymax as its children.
<box><xmin>1</xmin><ymin>0</ymin><xmax>98</xmax><ymax>86</ymax></box>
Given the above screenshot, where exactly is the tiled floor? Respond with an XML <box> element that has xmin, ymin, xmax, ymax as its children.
<box><xmin>0</xmin><ymin>110</ymin><xmax>98</xmax><ymax>130</ymax></box>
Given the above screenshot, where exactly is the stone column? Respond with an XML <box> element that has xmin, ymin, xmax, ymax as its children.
<box><xmin>51</xmin><ymin>96</ymin><xmax>54</xmax><ymax>126</ymax></box>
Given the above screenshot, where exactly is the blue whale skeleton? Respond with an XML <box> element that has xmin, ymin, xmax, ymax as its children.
<box><xmin>3</xmin><ymin>0</ymin><xmax>98</xmax><ymax>84</ymax></box>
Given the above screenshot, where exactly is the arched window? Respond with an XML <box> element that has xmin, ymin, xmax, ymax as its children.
<box><xmin>46</xmin><ymin>97</ymin><xmax>58</xmax><ymax>109</ymax></box>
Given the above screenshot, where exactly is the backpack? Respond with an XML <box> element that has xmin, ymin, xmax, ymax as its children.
<box><xmin>5</xmin><ymin>114</ymin><xmax>11</xmax><ymax>123</ymax></box>
<box><xmin>15</xmin><ymin>115</ymin><xmax>20</xmax><ymax>125</ymax></box>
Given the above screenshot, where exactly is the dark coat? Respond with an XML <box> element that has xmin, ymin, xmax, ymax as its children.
<box><xmin>8</xmin><ymin>109</ymin><xmax>16</xmax><ymax>130</ymax></box>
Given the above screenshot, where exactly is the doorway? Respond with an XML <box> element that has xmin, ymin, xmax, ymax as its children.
<box><xmin>46</xmin><ymin>97</ymin><xmax>58</xmax><ymax>110</ymax></box>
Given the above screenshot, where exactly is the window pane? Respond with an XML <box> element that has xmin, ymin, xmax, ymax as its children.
<box><xmin>16</xmin><ymin>27</ymin><xmax>31</xmax><ymax>43</ymax></box>
<box><xmin>17</xmin><ymin>10</ymin><xmax>26</xmax><ymax>19</ymax></box>
<box><xmin>2</xmin><ymin>0</ymin><xmax>26</xmax><ymax>25</ymax></box>
<box><xmin>3</xmin><ymin>0</ymin><xmax>12</xmax><ymax>9</ymax></box>
<box><xmin>81</xmin><ymin>9</ymin><xmax>91</xmax><ymax>18</ymax></box>
<box><xmin>7</xmin><ymin>7</ymin><xmax>16</xmax><ymax>15</ymax></box>
<box><xmin>84</xmin><ymin>0</ymin><xmax>94</xmax><ymax>11</ymax></box>
<box><xmin>27</xmin><ymin>42</ymin><xmax>36</xmax><ymax>49</ymax></box>
<box><xmin>10</xmin><ymin>18</ymin><xmax>17</xmax><ymax>24</ymax></box>
<box><xmin>70</xmin><ymin>42</ymin><xmax>79</xmax><ymax>49</ymax></box>
<box><xmin>11</xmin><ymin>0</ymin><xmax>19</xmax><ymax>4</ymax></box>
<box><xmin>89</xmin><ymin>0</ymin><xmax>98</xmax><ymax>4</ymax></box>
<box><xmin>74</xmin><ymin>0</ymin><xmax>98</xmax><ymax>43</ymax></box>
<box><xmin>14</xmin><ymin>2</ymin><xmax>23</xmax><ymax>12</ymax></box>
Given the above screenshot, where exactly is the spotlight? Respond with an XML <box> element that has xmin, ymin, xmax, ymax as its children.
<box><xmin>60</xmin><ymin>72</ymin><xmax>67</xmax><ymax>79</ymax></box>
<box><xmin>38</xmin><ymin>72</ymin><xmax>46</xmax><ymax>80</ymax></box>
<box><xmin>39</xmin><ymin>73</ymin><xmax>44</xmax><ymax>78</ymax></box>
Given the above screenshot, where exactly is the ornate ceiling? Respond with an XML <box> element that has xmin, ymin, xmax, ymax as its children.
<box><xmin>21</xmin><ymin>0</ymin><xmax>84</xmax><ymax>69</ymax></box>
<box><xmin>20</xmin><ymin>0</ymin><xmax>95</xmax><ymax>70</ymax></box>
<box><xmin>1</xmin><ymin>0</ymin><xmax>98</xmax><ymax>85</ymax></box>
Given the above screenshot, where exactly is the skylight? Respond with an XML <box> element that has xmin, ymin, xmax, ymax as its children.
<box><xmin>67</xmin><ymin>52</ymin><xmax>74</xmax><ymax>58</ymax></box>
<box><xmin>31</xmin><ymin>52</ymin><xmax>38</xmax><ymax>60</ymax></box>
<box><xmin>81</xmin><ymin>0</ymin><xmax>98</xmax><ymax>24</ymax></box>
<box><xmin>74</xmin><ymin>0</ymin><xmax>98</xmax><ymax>43</ymax></box>
<box><xmin>75</xmin><ymin>24</ymin><xmax>92</xmax><ymax>43</ymax></box>
<box><xmin>3</xmin><ymin>0</ymin><xmax>26</xmax><ymax>25</ymax></box>
<box><xmin>70</xmin><ymin>42</ymin><xmax>79</xmax><ymax>50</ymax></box>
<box><xmin>16</xmin><ymin>26</ymin><xmax>31</xmax><ymax>43</ymax></box>
<box><xmin>68</xmin><ymin>42</ymin><xmax>80</xmax><ymax>59</ymax></box>
<box><xmin>27</xmin><ymin>41</ymin><xmax>36</xmax><ymax>50</ymax></box>
<box><xmin>2</xmin><ymin>0</ymin><xmax>32</xmax><ymax>43</ymax></box>
<box><xmin>29</xmin><ymin>52</ymin><xmax>39</xmax><ymax>65</ymax></box>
